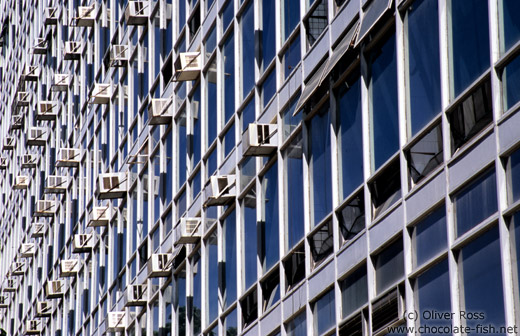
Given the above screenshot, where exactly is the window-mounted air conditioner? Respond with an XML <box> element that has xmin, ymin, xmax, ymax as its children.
<box><xmin>0</xmin><ymin>157</ymin><xmax>7</xmax><ymax>169</ymax></box>
<box><xmin>20</xmin><ymin>243</ymin><xmax>36</xmax><ymax>258</ymax></box>
<box><xmin>4</xmin><ymin>279</ymin><xmax>17</xmax><ymax>292</ymax></box>
<box><xmin>14</xmin><ymin>175</ymin><xmax>30</xmax><ymax>190</ymax></box>
<box><xmin>64</xmin><ymin>41</ymin><xmax>82</xmax><ymax>60</ymax></box>
<box><xmin>243</xmin><ymin>123</ymin><xmax>278</xmax><ymax>156</ymax></box>
<box><xmin>73</xmin><ymin>4</ymin><xmax>96</xmax><ymax>27</ymax></box>
<box><xmin>36</xmin><ymin>301</ymin><xmax>52</xmax><ymax>317</ymax></box>
<box><xmin>72</xmin><ymin>234</ymin><xmax>95</xmax><ymax>253</ymax></box>
<box><xmin>46</xmin><ymin>280</ymin><xmax>65</xmax><ymax>299</ymax></box>
<box><xmin>11</xmin><ymin>261</ymin><xmax>25</xmax><ymax>276</ymax></box>
<box><xmin>33</xmin><ymin>38</ymin><xmax>48</xmax><ymax>54</ymax></box>
<box><xmin>109</xmin><ymin>45</ymin><xmax>129</xmax><ymax>67</ymax></box>
<box><xmin>174</xmin><ymin>218</ymin><xmax>201</xmax><ymax>245</ymax></box>
<box><xmin>37</xmin><ymin>101</ymin><xmax>59</xmax><ymax>120</ymax></box>
<box><xmin>175</xmin><ymin>52</ymin><xmax>201</xmax><ymax>81</ymax></box>
<box><xmin>27</xmin><ymin>127</ymin><xmax>48</xmax><ymax>146</ymax></box>
<box><xmin>88</xmin><ymin>206</ymin><xmax>111</xmax><ymax>227</ymax></box>
<box><xmin>205</xmin><ymin>175</ymin><xmax>236</xmax><ymax>206</ymax></box>
<box><xmin>60</xmin><ymin>259</ymin><xmax>80</xmax><ymax>277</ymax></box>
<box><xmin>44</xmin><ymin>7</ymin><xmax>58</xmax><ymax>25</ymax></box>
<box><xmin>3</xmin><ymin>136</ymin><xmax>15</xmax><ymax>150</ymax></box>
<box><xmin>148</xmin><ymin>98</ymin><xmax>172</xmax><ymax>125</ymax></box>
<box><xmin>45</xmin><ymin>175</ymin><xmax>69</xmax><ymax>194</ymax></box>
<box><xmin>52</xmin><ymin>74</ymin><xmax>70</xmax><ymax>91</ymax></box>
<box><xmin>0</xmin><ymin>295</ymin><xmax>8</xmax><ymax>308</ymax></box>
<box><xmin>56</xmin><ymin>148</ymin><xmax>80</xmax><ymax>168</ymax></box>
<box><xmin>147</xmin><ymin>253</ymin><xmax>172</xmax><ymax>277</ymax></box>
<box><xmin>22</xmin><ymin>66</ymin><xmax>39</xmax><ymax>81</ymax></box>
<box><xmin>97</xmin><ymin>172</ymin><xmax>127</xmax><ymax>199</ymax></box>
<box><xmin>372</xmin><ymin>287</ymin><xmax>404</xmax><ymax>335</ymax></box>
<box><xmin>90</xmin><ymin>83</ymin><xmax>111</xmax><ymax>104</ymax></box>
<box><xmin>25</xmin><ymin>319</ymin><xmax>42</xmax><ymax>335</ymax></box>
<box><xmin>34</xmin><ymin>200</ymin><xmax>57</xmax><ymax>217</ymax></box>
<box><xmin>107</xmin><ymin>311</ymin><xmax>127</xmax><ymax>332</ymax></box>
<box><xmin>10</xmin><ymin>114</ymin><xmax>24</xmax><ymax>130</ymax></box>
<box><xmin>21</xmin><ymin>154</ymin><xmax>38</xmax><ymax>168</ymax></box>
<box><xmin>31</xmin><ymin>223</ymin><xmax>46</xmax><ymax>238</ymax></box>
<box><xmin>125</xmin><ymin>1</ymin><xmax>149</xmax><ymax>25</ymax></box>
<box><xmin>16</xmin><ymin>91</ymin><xmax>30</xmax><ymax>107</ymax></box>
<box><xmin>124</xmin><ymin>284</ymin><xmax>147</xmax><ymax>307</ymax></box>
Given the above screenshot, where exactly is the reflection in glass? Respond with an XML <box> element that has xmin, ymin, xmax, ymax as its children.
<box><xmin>375</xmin><ymin>237</ymin><xmax>404</xmax><ymax>294</ymax></box>
<box><xmin>286</xmin><ymin>310</ymin><xmax>306</xmax><ymax>336</ymax></box>
<box><xmin>285</xmin><ymin>134</ymin><xmax>304</xmax><ymax>248</ymax></box>
<box><xmin>340</xmin><ymin>265</ymin><xmax>368</xmax><ymax>318</ymax></box>
<box><xmin>244</xmin><ymin>187</ymin><xmax>257</xmax><ymax>289</ymax></box>
<box><xmin>223</xmin><ymin>210</ymin><xmax>237</xmax><ymax>308</ymax></box>
<box><xmin>414</xmin><ymin>206</ymin><xmax>447</xmax><ymax>267</ymax></box>
<box><xmin>261</xmin><ymin>162</ymin><xmax>279</xmax><ymax>272</ymax></box>
<box><xmin>503</xmin><ymin>55</ymin><xmax>520</xmax><ymax>111</ymax></box>
<box><xmin>338</xmin><ymin>193</ymin><xmax>365</xmax><ymax>242</ymax></box>
<box><xmin>406</xmin><ymin>124</ymin><xmax>443</xmax><ymax>184</ymax></box>
<box><xmin>241</xmin><ymin>2</ymin><xmax>255</xmax><ymax>99</ymax></box>
<box><xmin>223</xmin><ymin>33</ymin><xmax>235</xmax><ymax>122</ymax></box>
<box><xmin>314</xmin><ymin>289</ymin><xmax>335</xmax><ymax>335</ymax></box>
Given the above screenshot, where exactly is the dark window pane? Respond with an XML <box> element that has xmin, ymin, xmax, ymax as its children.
<box><xmin>192</xmin><ymin>252</ymin><xmax>202</xmax><ymax>335</ymax></box>
<box><xmin>286</xmin><ymin>134</ymin><xmax>304</xmax><ymax>248</ymax></box>
<box><xmin>286</xmin><ymin>310</ymin><xmax>306</xmax><ymax>336</ymax></box>
<box><xmin>503</xmin><ymin>55</ymin><xmax>520</xmax><ymax>110</ymax></box>
<box><xmin>262</xmin><ymin>69</ymin><xmax>276</xmax><ymax>109</ymax></box>
<box><xmin>304</xmin><ymin>0</ymin><xmax>328</xmax><ymax>48</ymax></box>
<box><xmin>225</xmin><ymin>309</ymin><xmax>237</xmax><ymax>336</ymax></box>
<box><xmin>241</xmin><ymin>2</ymin><xmax>255</xmax><ymax>98</ymax></box>
<box><xmin>241</xmin><ymin>98</ymin><xmax>255</xmax><ymax>134</ymax></box>
<box><xmin>369</xmin><ymin>160</ymin><xmax>401</xmax><ymax>218</ymax></box>
<box><xmin>261</xmin><ymin>269</ymin><xmax>280</xmax><ymax>311</ymax></box>
<box><xmin>222</xmin><ymin>0</ymin><xmax>234</xmax><ymax>30</ymax></box>
<box><xmin>223</xmin><ymin>33</ymin><xmax>235</xmax><ymax>122</ymax></box>
<box><xmin>309</xmin><ymin>221</ymin><xmax>333</xmax><ymax>266</ymax></box>
<box><xmin>406</xmin><ymin>124</ymin><xmax>443</xmax><ymax>184</ymax></box>
<box><xmin>283</xmin><ymin>0</ymin><xmax>300</xmax><ymax>41</ymax></box>
<box><xmin>501</xmin><ymin>0</ymin><xmax>520</xmax><ymax>53</ymax></box>
<box><xmin>244</xmin><ymin>188</ymin><xmax>257</xmax><ymax>289</ymax></box>
<box><xmin>262</xmin><ymin>0</ymin><xmax>276</xmax><ymax>67</ymax></box>
<box><xmin>262</xmin><ymin>162</ymin><xmax>279</xmax><ymax>272</ymax></box>
<box><xmin>207</xmin><ymin>64</ymin><xmax>218</xmax><ymax>145</ymax></box>
<box><xmin>375</xmin><ymin>238</ymin><xmax>404</xmax><ymax>294</ymax></box>
<box><xmin>223</xmin><ymin>123</ymin><xmax>235</xmax><ymax>158</ymax></box>
<box><xmin>284</xmin><ymin>245</ymin><xmax>305</xmax><ymax>289</ymax></box>
<box><xmin>241</xmin><ymin>289</ymin><xmax>258</xmax><ymax>327</ymax></box>
<box><xmin>283</xmin><ymin>36</ymin><xmax>301</xmax><ymax>80</ymax></box>
<box><xmin>338</xmin><ymin>192</ymin><xmax>365</xmax><ymax>242</ymax></box>
<box><xmin>340</xmin><ymin>265</ymin><xmax>368</xmax><ymax>318</ymax></box>
<box><xmin>223</xmin><ymin>210</ymin><xmax>237</xmax><ymax>308</ymax></box>
<box><xmin>314</xmin><ymin>289</ymin><xmax>335</xmax><ymax>335</ymax></box>
<box><xmin>414</xmin><ymin>207</ymin><xmax>447</xmax><ymax>267</ymax></box>
<box><xmin>208</xmin><ymin>231</ymin><xmax>218</xmax><ymax>323</ymax></box>
<box><xmin>510</xmin><ymin>148</ymin><xmax>520</xmax><ymax>203</ymax></box>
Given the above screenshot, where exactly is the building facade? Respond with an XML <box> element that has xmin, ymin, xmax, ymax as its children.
<box><xmin>0</xmin><ymin>0</ymin><xmax>520</xmax><ymax>335</ymax></box>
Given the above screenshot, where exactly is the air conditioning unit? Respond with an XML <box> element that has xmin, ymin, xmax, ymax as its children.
<box><xmin>16</xmin><ymin>91</ymin><xmax>30</xmax><ymax>106</ymax></box>
<box><xmin>11</xmin><ymin>261</ymin><xmax>25</xmax><ymax>276</ymax></box>
<box><xmin>21</xmin><ymin>154</ymin><xmax>38</xmax><ymax>168</ymax></box>
<box><xmin>147</xmin><ymin>98</ymin><xmax>172</xmax><ymax>125</ymax></box>
<box><xmin>147</xmin><ymin>253</ymin><xmax>172</xmax><ymax>277</ymax></box>
<box><xmin>45</xmin><ymin>175</ymin><xmax>69</xmax><ymax>194</ymax></box>
<box><xmin>10</xmin><ymin>114</ymin><xmax>24</xmax><ymax>130</ymax></box>
<box><xmin>36</xmin><ymin>301</ymin><xmax>52</xmax><ymax>317</ymax></box>
<box><xmin>73</xmin><ymin>5</ymin><xmax>96</xmax><ymax>27</ymax></box>
<box><xmin>60</xmin><ymin>259</ymin><xmax>80</xmax><ymax>277</ymax></box>
<box><xmin>125</xmin><ymin>1</ymin><xmax>149</xmax><ymax>25</ymax></box>
<box><xmin>90</xmin><ymin>83</ymin><xmax>111</xmax><ymax>104</ymax></box>
<box><xmin>97</xmin><ymin>172</ymin><xmax>127</xmax><ymax>199</ymax></box>
<box><xmin>175</xmin><ymin>52</ymin><xmax>201</xmax><ymax>81</ymax></box>
<box><xmin>46</xmin><ymin>280</ymin><xmax>65</xmax><ymax>298</ymax></box>
<box><xmin>88</xmin><ymin>206</ymin><xmax>111</xmax><ymax>227</ymax></box>
<box><xmin>3</xmin><ymin>136</ymin><xmax>15</xmax><ymax>150</ymax></box>
<box><xmin>34</xmin><ymin>200</ymin><xmax>57</xmax><ymax>217</ymax></box>
<box><xmin>124</xmin><ymin>284</ymin><xmax>147</xmax><ymax>307</ymax></box>
<box><xmin>22</xmin><ymin>66</ymin><xmax>39</xmax><ymax>81</ymax></box>
<box><xmin>56</xmin><ymin>148</ymin><xmax>80</xmax><ymax>167</ymax></box>
<box><xmin>31</xmin><ymin>223</ymin><xmax>46</xmax><ymax>238</ymax></box>
<box><xmin>52</xmin><ymin>74</ymin><xmax>70</xmax><ymax>91</ymax></box>
<box><xmin>25</xmin><ymin>319</ymin><xmax>42</xmax><ymax>334</ymax></box>
<box><xmin>174</xmin><ymin>218</ymin><xmax>201</xmax><ymax>245</ymax></box>
<box><xmin>33</xmin><ymin>38</ymin><xmax>48</xmax><ymax>54</ymax></box>
<box><xmin>206</xmin><ymin>175</ymin><xmax>236</xmax><ymax>206</ymax></box>
<box><xmin>37</xmin><ymin>101</ymin><xmax>59</xmax><ymax>120</ymax></box>
<box><xmin>44</xmin><ymin>7</ymin><xmax>58</xmax><ymax>25</ymax></box>
<box><xmin>20</xmin><ymin>243</ymin><xmax>36</xmax><ymax>258</ymax></box>
<box><xmin>64</xmin><ymin>41</ymin><xmax>82</xmax><ymax>60</ymax></box>
<box><xmin>107</xmin><ymin>311</ymin><xmax>127</xmax><ymax>332</ymax></box>
<box><xmin>243</xmin><ymin>123</ymin><xmax>278</xmax><ymax>156</ymax></box>
<box><xmin>372</xmin><ymin>287</ymin><xmax>404</xmax><ymax>335</ymax></box>
<box><xmin>0</xmin><ymin>295</ymin><xmax>8</xmax><ymax>308</ymax></box>
<box><xmin>14</xmin><ymin>175</ymin><xmax>30</xmax><ymax>189</ymax></box>
<box><xmin>0</xmin><ymin>157</ymin><xmax>7</xmax><ymax>169</ymax></box>
<box><xmin>72</xmin><ymin>234</ymin><xmax>95</xmax><ymax>253</ymax></box>
<box><xmin>27</xmin><ymin>127</ymin><xmax>48</xmax><ymax>146</ymax></box>
<box><xmin>109</xmin><ymin>45</ymin><xmax>129</xmax><ymax>67</ymax></box>
<box><xmin>4</xmin><ymin>279</ymin><xmax>17</xmax><ymax>292</ymax></box>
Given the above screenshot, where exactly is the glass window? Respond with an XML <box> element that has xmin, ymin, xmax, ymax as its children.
<box><xmin>309</xmin><ymin>104</ymin><xmax>332</xmax><ymax>226</ymax></box>
<box><xmin>450</xmin><ymin>0</ymin><xmax>490</xmax><ymax>97</ymax></box>
<box><xmin>304</xmin><ymin>0</ymin><xmax>328</xmax><ymax>48</ymax></box>
<box><xmin>244</xmin><ymin>187</ymin><xmax>257</xmax><ymax>289</ymax></box>
<box><xmin>207</xmin><ymin>60</ymin><xmax>218</xmax><ymax>145</ymax></box>
<box><xmin>175</xmin><ymin>271</ymin><xmax>186</xmax><ymax>336</ymax></box>
<box><xmin>241</xmin><ymin>98</ymin><xmax>255</xmax><ymax>134</ymax></box>
<box><xmin>261</xmin><ymin>162</ymin><xmax>279</xmax><ymax>272</ymax></box>
<box><xmin>178</xmin><ymin>0</ymin><xmax>186</xmax><ymax>32</ymax></box>
<box><xmin>374</xmin><ymin>237</ymin><xmax>404</xmax><ymax>294</ymax></box>
<box><xmin>205</xmin><ymin>25</ymin><xmax>217</xmax><ymax>55</ymax></box>
<box><xmin>223</xmin><ymin>123</ymin><xmax>235</xmax><ymax>158</ymax></box>
<box><xmin>286</xmin><ymin>310</ymin><xmax>306</xmax><ymax>336</ymax></box>
<box><xmin>192</xmin><ymin>252</ymin><xmax>202</xmax><ymax>335</ymax></box>
<box><xmin>503</xmin><ymin>55</ymin><xmax>520</xmax><ymax>111</ymax></box>
<box><xmin>283</xmin><ymin>0</ymin><xmax>300</xmax><ymax>41</ymax></box>
<box><xmin>190</xmin><ymin>85</ymin><xmax>202</xmax><ymax>166</ymax></box>
<box><xmin>222</xmin><ymin>0</ymin><xmax>234</xmax><ymax>31</ymax></box>
<box><xmin>165</xmin><ymin>130</ymin><xmax>173</xmax><ymax>204</ymax></box>
<box><xmin>309</xmin><ymin>221</ymin><xmax>334</xmax><ymax>267</ymax></box>
<box><xmin>407</xmin><ymin>0</ymin><xmax>441</xmax><ymax>135</ymax></box>
<box><xmin>369</xmin><ymin>159</ymin><xmax>401</xmax><ymax>218</ymax></box>
<box><xmin>262</xmin><ymin>70</ymin><xmax>276</xmax><ymax>109</ymax></box>
<box><xmin>241</xmin><ymin>1</ymin><xmax>255</xmax><ymax>99</ymax></box>
<box><xmin>283</xmin><ymin>36</ymin><xmax>301</xmax><ymax>80</ymax></box>
<box><xmin>241</xmin><ymin>288</ymin><xmax>258</xmax><ymax>327</ymax></box>
<box><xmin>413</xmin><ymin>206</ymin><xmax>447</xmax><ymax>267</ymax></box>
<box><xmin>207</xmin><ymin>231</ymin><xmax>219</xmax><ymax>323</ymax></box>
<box><xmin>285</xmin><ymin>135</ymin><xmax>304</xmax><ymax>249</ymax></box>
<box><xmin>406</xmin><ymin>124</ymin><xmax>443</xmax><ymax>185</ymax></box>
<box><xmin>313</xmin><ymin>289</ymin><xmax>336</xmax><ymax>335</ymax></box>
<box><xmin>223</xmin><ymin>210</ymin><xmax>237</xmax><ymax>308</ymax></box>
<box><xmin>454</xmin><ymin>168</ymin><xmax>497</xmax><ymax>237</ymax></box>
<box><xmin>460</xmin><ymin>227</ymin><xmax>505</xmax><ymax>330</ymax></box>
<box><xmin>337</xmin><ymin>70</ymin><xmax>363</xmax><ymax>199</ymax></box>
<box><xmin>500</xmin><ymin>0</ymin><xmax>520</xmax><ymax>53</ymax></box>
<box><xmin>509</xmin><ymin>148</ymin><xmax>520</xmax><ymax>203</ymax></box>
<box><xmin>225</xmin><ymin>309</ymin><xmax>238</xmax><ymax>336</ymax></box>
<box><xmin>340</xmin><ymin>264</ymin><xmax>368</xmax><ymax>318</ymax></box>
<box><xmin>338</xmin><ymin>192</ymin><xmax>365</xmax><ymax>242</ymax></box>
<box><xmin>223</xmin><ymin>33</ymin><xmax>235</xmax><ymax>123</ymax></box>
<box><xmin>284</xmin><ymin>245</ymin><xmax>305</xmax><ymax>290</ymax></box>
<box><xmin>261</xmin><ymin>269</ymin><xmax>280</xmax><ymax>311</ymax></box>
<box><xmin>177</xmin><ymin>111</ymin><xmax>187</xmax><ymax>187</ymax></box>
<box><xmin>369</xmin><ymin>32</ymin><xmax>399</xmax><ymax>170</ymax></box>
<box><xmin>262</xmin><ymin>0</ymin><xmax>276</xmax><ymax>68</ymax></box>
<box><xmin>416</xmin><ymin>259</ymin><xmax>451</xmax><ymax>335</ymax></box>
<box><xmin>282</xmin><ymin>94</ymin><xmax>301</xmax><ymax>140</ymax></box>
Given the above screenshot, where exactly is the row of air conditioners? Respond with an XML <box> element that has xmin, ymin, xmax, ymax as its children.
<box><xmin>123</xmin><ymin>284</ymin><xmax>147</xmax><ymax>307</ymax></box>
<box><xmin>3</xmin><ymin>136</ymin><xmax>15</xmax><ymax>150</ymax></box>
<box><xmin>174</xmin><ymin>218</ymin><xmax>201</xmax><ymax>245</ymax></box>
<box><xmin>36</xmin><ymin>301</ymin><xmax>52</xmax><ymax>317</ymax></box>
<box><xmin>56</xmin><ymin>148</ymin><xmax>80</xmax><ymax>167</ymax></box>
<box><xmin>60</xmin><ymin>259</ymin><xmax>80</xmax><ymax>277</ymax></box>
<box><xmin>125</xmin><ymin>1</ymin><xmax>149</xmax><ymax>25</ymax></box>
<box><xmin>33</xmin><ymin>37</ymin><xmax>48</xmax><ymax>54</ymax></box>
<box><xmin>3</xmin><ymin>279</ymin><xmax>17</xmax><ymax>292</ymax></box>
<box><xmin>148</xmin><ymin>253</ymin><xmax>172</xmax><ymax>277</ymax></box>
<box><xmin>90</xmin><ymin>83</ymin><xmax>111</xmax><ymax>104</ymax></box>
<box><xmin>97</xmin><ymin>172</ymin><xmax>127</xmax><ymax>199</ymax></box>
<box><xmin>88</xmin><ymin>205</ymin><xmax>111</xmax><ymax>226</ymax></box>
<box><xmin>44</xmin><ymin>7</ymin><xmax>58</xmax><ymax>25</ymax></box>
<box><xmin>11</xmin><ymin>261</ymin><xmax>25</xmax><ymax>276</ymax></box>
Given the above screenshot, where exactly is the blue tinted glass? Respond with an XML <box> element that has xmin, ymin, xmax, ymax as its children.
<box><xmin>263</xmin><ymin>162</ymin><xmax>279</xmax><ymax>272</ymax></box>
<box><xmin>226</xmin><ymin>309</ymin><xmax>237</xmax><ymax>334</ymax></box>
<box><xmin>504</xmin><ymin>55</ymin><xmax>520</xmax><ymax>110</ymax></box>
<box><xmin>338</xmin><ymin>71</ymin><xmax>363</xmax><ymax>199</ymax></box>
<box><xmin>262</xmin><ymin>70</ymin><xmax>276</xmax><ymax>109</ymax></box>
<box><xmin>179</xmin><ymin>0</ymin><xmax>186</xmax><ymax>32</ymax></box>
<box><xmin>408</xmin><ymin>0</ymin><xmax>441</xmax><ymax>135</ymax></box>
<box><xmin>283</xmin><ymin>94</ymin><xmax>302</xmax><ymax>140</ymax></box>
<box><xmin>511</xmin><ymin>149</ymin><xmax>520</xmax><ymax>202</ymax></box>
<box><xmin>286</xmin><ymin>135</ymin><xmax>304</xmax><ymax>248</ymax></box>
<box><xmin>175</xmin><ymin>274</ymin><xmax>186</xmax><ymax>333</ymax></box>
<box><xmin>155</xmin><ymin>26</ymin><xmax>161</xmax><ymax>78</ymax></box>
<box><xmin>205</xmin><ymin>25</ymin><xmax>217</xmax><ymax>54</ymax></box>
<box><xmin>375</xmin><ymin>238</ymin><xmax>404</xmax><ymax>294</ymax></box>
<box><xmin>242</xmin><ymin>2</ymin><xmax>255</xmax><ymax>98</ymax></box>
<box><xmin>262</xmin><ymin>0</ymin><xmax>276</xmax><ymax>67</ymax></box>
<box><xmin>193</xmin><ymin>255</ymin><xmax>202</xmax><ymax>335</ymax></box>
<box><xmin>283</xmin><ymin>0</ymin><xmax>300</xmax><ymax>41</ymax></box>
<box><xmin>178</xmin><ymin>189</ymin><xmax>186</xmax><ymax>219</ymax></box>
<box><xmin>501</xmin><ymin>0</ymin><xmax>520</xmax><ymax>53</ymax></box>
<box><xmin>164</xmin><ymin>19</ymin><xmax>173</xmax><ymax>54</ymax></box>
<box><xmin>154</xmin><ymin>156</ymin><xmax>161</xmax><ymax>223</ymax></box>
<box><xmin>315</xmin><ymin>289</ymin><xmax>335</xmax><ymax>335</ymax></box>
<box><xmin>416</xmin><ymin>259</ymin><xmax>451</xmax><ymax>336</ymax></box>
<box><xmin>207</xmin><ymin>0</ymin><xmax>215</xmax><ymax>12</ymax></box>
<box><xmin>166</xmin><ymin>131</ymin><xmax>173</xmax><ymax>204</ymax></box>
<box><xmin>192</xmin><ymin>170</ymin><xmax>201</xmax><ymax>198</ymax></box>
<box><xmin>461</xmin><ymin>227</ymin><xmax>505</xmax><ymax>331</ymax></box>
<box><xmin>451</xmin><ymin>0</ymin><xmax>490</xmax><ymax>97</ymax></box>
<box><xmin>370</xmin><ymin>33</ymin><xmax>399</xmax><ymax>170</ymax></box>
<box><xmin>208</xmin><ymin>233</ymin><xmax>218</xmax><ymax>323</ymax></box>
<box><xmin>192</xmin><ymin>86</ymin><xmax>202</xmax><ymax>165</ymax></box>
<box><xmin>224</xmin><ymin>123</ymin><xmax>235</xmax><ymax>157</ymax></box>
<box><xmin>415</xmin><ymin>207</ymin><xmax>447</xmax><ymax>266</ymax></box>
<box><xmin>309</xmin><ymin>104</ymin><xmax>332</xmax><ymax>226</ymax></box>
<box><xmin>207</xmin><ymin>71</ymin><xmax>218</xmax><ymax>145</ymax></box>
<box><xmin>244</xmin><ymin>192</ymin><xmax>257</xmax><ymax>289</ymax></box>
<box><xmin>207</xmin><ymin>149</ymin><xmax>217</xmax><ymax>178</ymax></box>
<box><xmin>177</xmin><ymin>113</ymin><xmax>187</xmax><ymax>187</ymax></box>
<box><xmin>341</xmin><ymin>265</ymin><xmax>368</xmax><ymax>318</ymax></box>
<box><xmin>223</xmin><ymin>33</ymin><xmax>235</xmax><ymax>122</ymax></box>
<box><xmin>222</xmin><ymin>0</ymin><xmax>234</xmax><ymax>30</ymax></box>
<box><xmin>455</xmin><ymin>169</ymin><xmax>497</xmax><ymax>237</ymax></box>
<box><xmin>242</xmin><ymin>98</ymin><xmax>255</xmax><ymax>134</ymax></box>
<box><xmin>514</xmin><ymin>214</ymin><xmax>520</xmax><ymax>304</ymax></box>
<box><xmin>284</xmin><ymin>36</ymin><xmax>301</xmax><ymax>80</ymax></box>
<box><xmin>224</xmin><ymin>210</ymin><xmax>237</xmax><ymax>308</ymax></box>
<box><xmin>287</xmin><ymin>311</ymin><xmax>306</xmax><ymax>336</ymax></box>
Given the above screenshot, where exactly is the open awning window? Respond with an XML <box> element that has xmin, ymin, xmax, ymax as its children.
<box><xmin>355</xmin><ymin>0</ymin><xmax>394</xmax><ymax>47</ymax></box>
<box><xmin>293</xmin><ymin>59</ymin><xmax>329</xmax><ymax>116</ymax></box>
<box><xmin>319</xmin><ymin>20</ymin><xmax>360</xmax><ymax>86</ymax></box>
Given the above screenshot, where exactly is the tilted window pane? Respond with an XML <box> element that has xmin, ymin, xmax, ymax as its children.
<box><xmin>262</xmin><ymin>269</ymin><xmax>280</xmax><ymax>311</ymax></box>
<box><xmin>406</xmin><ymin>124</ymin><xmax>443</xmax><ymax>184</ymax></box>
<box><xmin>244</xmin><ymin>187</ymin><xmax>257</xmax><ymax>289</ymax></box>
<box><xmin>262</xmin><ymin>162</ymin><xmax>279</xmax><ymax>272</ymax></box>
<box><xmin>241</xmin><ymin>288</ymin><xmax>258</xmax><ymax>327</ymax></box>
<box><xmin>208</xmin><ymin>231</ymin><xmax>219</xmax><ymax>323</ymax></box>
<box><xmin>223</xmin><ymin>33</ymin><xmax>235</xmax><ymax>123</ymax></box>
<box><xmin>192</xmin><ymin>252</ymin><xmax>202</xmax><ymax>335</ymax></box>
<box><xmin>454</xmin><ymin>168</ymin><xmax>497</xmax><ymax>237</ymax></box>
<box><xmin>241</xmin><ymin>2</ymin><xmax>255</xmax><ymax>99</ymax></box>
<box><xmin>340</xmin><ymin>264</ymin><xmax>368</xmax><ymax>318</ymax></box>
<box><xmin>414</xmin><ymin>206</ymin><xmax>447</xmax><ymax>267</ymax></box>
<box><xmin>285</xmin><ymin>134</ymin><xmax>304</xmax><ymax>248</ymax></box>
<box><xmin>369</xmin><ymin>159</ymin><xmax>401</xmax><ymax>219</ymax></box>
<box><xmin>375</xmin><ymin>237</ymin><xmax>404</xmax><ymax>294</ymax></box>
<box><xmin>284</xmin><ymin>245</ymin><xmax>306</xmax><ymax>289</ymax></box>
<box><xmin>338</xmin><ymin>192</ymin><xmax>365</xmax><ymax>242</ymax></box>
<box><xmin>309</xmin><ymin>221</ymin><xmax>334</xmax><ymax>267</ymax></box>
<box><xmin>503</xmin><ymin>55</ymin><xmax>520</xmax><ymax>111</ymax></box>
<box><xmin>304</xmin><ymin>0</ymin><xmax>328</xmax><ymax>48</ymax></box>
<box><xmin>282</xmin><ymin>94</ymin><xmax>301</xmax><ymax>140</ymax></box>
<box><xmin>314</xmin><ymin>289</ymin><xmax>336</xmax><ymax>335</ymax></box>
<box><xmin>222</xmin><ymin>210</ymin><xmax>237</xmax><ymax>308</ymax></box>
